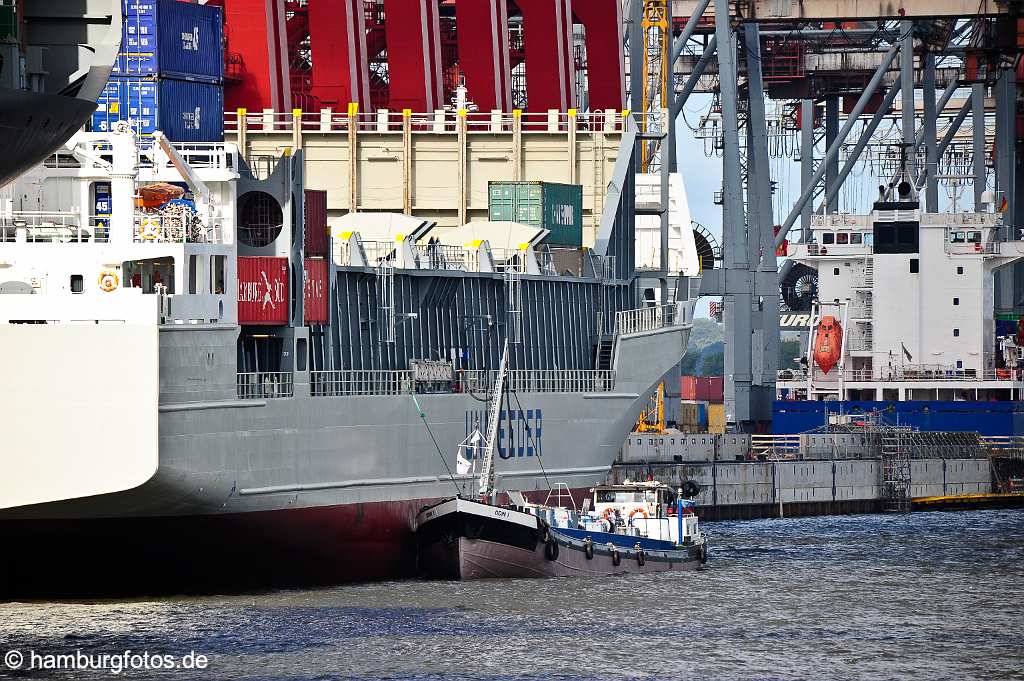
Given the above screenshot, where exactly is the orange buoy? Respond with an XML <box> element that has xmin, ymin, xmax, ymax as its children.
<box><xmin>814</xmin><ymin>315</ymin><xmax>843</xmax><ymax>374</ymax></box>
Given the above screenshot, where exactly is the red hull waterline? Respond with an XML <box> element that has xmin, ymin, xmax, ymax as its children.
<box><xmin>0</xmin><ymin>498</ymin><xmax>442</xmax><ymax>599</ymax></box>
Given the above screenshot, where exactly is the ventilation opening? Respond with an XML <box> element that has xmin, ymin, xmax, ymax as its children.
<box><xmin>237</xmin><ymin>191</ymin><xmax>284</xmax><ymax>247</ymax></box>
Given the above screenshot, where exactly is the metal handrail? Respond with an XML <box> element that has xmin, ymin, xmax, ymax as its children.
<box><xmin>0</xmin><ymin>213</ymin><xmax>112</xmax><ymax>244</ymax></box>
<box><xmin>615</xmin><ymin>304</ymin><xmax>681</xmax><ymax>335</ymax></box>
<box><xmin>224</xmin><ymin>109</ymin><xmax>628</xmax><ymax>135</ymax></box>
<box><xmin>237</xmin><ymin>372</ymin><xmax>294</xmax><ymax>399</ymax></box>
<box><xmin>779</xmin><ymin>367</ymin><xmax>1024</xmax><ymax>382</ymax></box>
<box><xmin>310</xmin><ymin>370</ymin><xmax>413</xmax><ymax>396</ymax></box>
<box><xmin>133</xmin><ymin>213</ymin><xmax>222</xmax><ymax>244</ymax></box>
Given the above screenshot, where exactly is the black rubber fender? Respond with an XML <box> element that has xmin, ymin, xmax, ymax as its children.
<box><xmin>539</xmin><ymin>523</ymin><xmax>551</xmax><ymax>544</ymax></box>
<box><xmin>611</xmin><ymin>549</ymin><xmax>621</xmax><ymax>567</ymax></box>
<box><xmin>544</xmin><ymin>538</ymin><xmax>559</xmax><ymax>561</ymax></box>
<box><xmin>637</xmin><ymin>549</ymin><xmax>646</xmax><ymax>567</ymax></box>
<box><xmin>699</xmin><ymin>542</ymin><xmax>709</xmax><ymax>564</ymax></box>
<box><xmin>584</xmin><ymin>539</ymin><xmax>594</xmax><ymax>560</ymax></box>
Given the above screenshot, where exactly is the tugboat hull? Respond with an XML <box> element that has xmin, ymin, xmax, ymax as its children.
<box><xmin>415</xmin><ymin>498</ymin><xmax>708</xmax><ymax>580</ymax></box>
<box><xmin>424</xmin><ymin>533</ymin><xmax>706</xmax><ymax>580</ymax></box>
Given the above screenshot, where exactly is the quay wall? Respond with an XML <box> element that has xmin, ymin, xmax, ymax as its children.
<box><xmin>608</xmin><ymin>458</ymin><xmax>991</xmax><ymax>520</ymax></box>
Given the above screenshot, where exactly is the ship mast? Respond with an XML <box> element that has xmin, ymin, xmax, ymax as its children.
<box><xmin>477</xmin><ymin>339</ymin><xmax>510</xmax><ymax>500</ymax></box>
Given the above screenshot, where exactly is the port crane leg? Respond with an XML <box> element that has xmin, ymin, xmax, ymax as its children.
<box><xmin>744</xmin><ymin>23</ymin><xmax>779</xmax><ymax>423</ymax></box>
<box><xmin>713</xmin><ymin>0</ymin><xmax>754</xmax><ymax>427</ymax></box>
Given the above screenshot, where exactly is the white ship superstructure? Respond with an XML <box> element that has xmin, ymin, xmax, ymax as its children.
<box><xmin>779</xmin><ymin>194</ymin><xmax>1024</xmax><ymax>403</ymax></box>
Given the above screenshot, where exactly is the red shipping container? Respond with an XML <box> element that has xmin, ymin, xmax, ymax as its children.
<box><xmin>304</xmin><ymin>258</ymin><xmax>328</xmax><ymax>324</ymax></box>
<box><xmin>708</xmin><ymin>376</ymin><xmax>724</xmax><ymax>403</ymax></box>
<box><xmin>695</xmin><ymin>377</ymin><xmax>712</xmax><ymax>402</ymax></box>
<box><xmin>238</xmin><ymin>256</ymin><xmax>289</xmax><ymax>325</ymax></box>
<box><xmin>304</xmin><ymin>189</ymin><xmax>328</xmax><ymax>256</ymax></box>
<box><xmin>681</xmin><ymin>376</ymin><xmax>698</xmax><ymax>402</ymax></box>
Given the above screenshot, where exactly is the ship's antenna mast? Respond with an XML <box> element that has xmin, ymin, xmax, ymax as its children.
<box><xmin>477</xmin><ymin>338</ymin><xmax>510</xmax><ymax>500</ymax></box>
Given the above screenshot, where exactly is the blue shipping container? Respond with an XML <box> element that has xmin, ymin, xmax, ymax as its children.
<box><xmin>112</xmin><ymin>0</ymin><xmax>223</xmax><ymax>83</ymax></box>
<box><xmin>91</xmin><ymin>77</ymin><xmax>224</xmax><ymax>142</ymax></box>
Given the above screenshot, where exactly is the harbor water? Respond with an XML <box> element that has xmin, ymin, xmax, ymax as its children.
<box><xmin>1</xmin><ymin>509</ymin><xmax>1021</xmax><ymax>680</ymax></box>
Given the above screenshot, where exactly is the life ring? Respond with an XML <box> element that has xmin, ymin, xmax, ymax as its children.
<box><xmin>139</xmin><ymin>217</ymin><xmax>162</xmax><ymax>241</ymax></box>
<box><xmin>584</xmin><ymin>538</ymin><xmax>594</xmax><ymax>560</ymax></box>
<box><xmin>611</xmin><ymin>549</ymin><xmax>621</xmax><ymax>567</ymax></box>
<box><xmin>544</xmin><ymin>538</ymin><xmax>559</xmax><ymax>561</ymax></box>
<box><xmin>98</xmin><ymin>270</ymin><xmax>119</xmax><ymax>292</ymax></box>
<box><xmin>627</xmin><ymin>508</ymin><xmax>649</xmax><ymax>525</ymax></box>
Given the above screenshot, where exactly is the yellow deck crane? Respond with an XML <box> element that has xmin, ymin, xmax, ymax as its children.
<box><xmin>634</xmin><ymin>382</ymin><xmax>666</xmax><ymax>433</ymax></box>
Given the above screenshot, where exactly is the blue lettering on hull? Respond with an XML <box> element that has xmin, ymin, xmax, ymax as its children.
<box><xmin>464</xmin><ymin>409</ymin><xmax>542</xmax><ymax>459</ymax></box>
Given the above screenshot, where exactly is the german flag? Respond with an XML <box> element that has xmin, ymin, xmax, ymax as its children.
<box><xmin>998</xmin><ymin>195</ymin><xmax>1009</xmax><ymax>213</ymax></box>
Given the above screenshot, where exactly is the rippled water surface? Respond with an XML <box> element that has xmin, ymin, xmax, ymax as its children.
<box><xmin>2</xmin><ymin>510</ymin><xmax>1022</xmax><ymax>680</ymax></box>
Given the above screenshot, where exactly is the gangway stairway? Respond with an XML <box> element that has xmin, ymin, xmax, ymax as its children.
<box><xmin>880</xmin><ymin>427</ymin><xmax>913</xmax><ymax>512</ymax></box>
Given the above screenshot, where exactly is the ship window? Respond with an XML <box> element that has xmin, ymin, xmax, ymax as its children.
<box><xmin>833</xmin><ymin>268</ymin><xmax>840</xmax><ymax>276</ymax></box>
<box><xmin>70</xmin><ymin>275</ymin><xmax>83</xmax><ymax>294</ymax></box>
<box><xmin>210</xmin><ymin>255</ymin><xmax>226</xmax><ymax>294</ymax></box>
<box><xmin>910</xmin><ymin>259</ymin><xmax>919</xmax><ymax>273</ymax></box>
<box><xmin>850</xmin><ymin>233</ymin><xmax>863</xmax><ymax>244</ymax></box>
<box><xmin>123</xmin><ymin>258</ymin><xmax>174</xmax><ymax>294</ymax></box>
<box><xmin>837</xmin><ymin>233</ymin><xmax>849</xmax><ymax>244</ymax></box>
<box><xmin>956</xmin><ymin>360</ymin><xmax>963</xmax><ymax>368</ymax></box>
<box><xmin>953</xmin><ymin>328</ymin><xmax>960</xmax><ymax>337</ymax></box>
<box><xmin>822</xmin><ymin>233</ymin><xmax>835</xmax><ymax>245</ymax></box>
<box><xmin>957</xmin><ymin>266</ymin><xmax>964</xmax><ymax>275</ymax></box>
<box><xmin>950</xmin><ymin>231</ymin><xmax>965</xmax><ymax>243</ymax></box>
<box><xmin>953</xmin><ymin>297</ymin><xmax>959</xmax><ymax>306</ymax></box>
<box><xmin>967</xmin><ymin>231</ymin><xmax>982</xmax><ymax>243</ymax></box>
<box><xmin>296</xmin><ymin>337</ymin><xmax>308</xmax><ymax>372</ymax></box>
<box><xmin>188</xmin><ymin>254</ymin><xmax>203</xmax><ymax>294</ymax></box>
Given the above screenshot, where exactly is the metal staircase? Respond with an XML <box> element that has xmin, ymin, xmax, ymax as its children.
<box><xmin>377</xmin><ymin>259</ymin><xmax>396</xmax><ymax>343</ymax></box>
<box><xmin>880</xmin><ymin>426</ymin><xmax>913</xmax><ymax>512</ymax></box>
<box><xmin>477</xmin><ymin>340</ymin><xmax>510</xmax><ymax>499</ymax></box>
<box><xmin>504</xmin><ymin>253</ymin><xmax>523</xmax><ymax>344</ymax></box>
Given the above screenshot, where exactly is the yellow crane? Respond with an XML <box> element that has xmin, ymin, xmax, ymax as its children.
<box><xmin>634</xmin><ymin>382</ymin><xmax>666</xmax><ymax>433</ymax></box>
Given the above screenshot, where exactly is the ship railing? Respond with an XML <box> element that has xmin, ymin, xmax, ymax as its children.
<box><xmin>945</xmin><ymin>238</ymin><xmax>1003</xmax><ymax>256</ymax></box>
<box><xmin>778</xmin><ymin>367</ymin><xmax>1024</xmax><ymax>382</ymax></box>
<box><xmin>225</xmin><ymin>108</ymin><xmax>628</xmax><ymax>135</ymax></box>
<box><xmin>133</xmin><ymin>213</ymin><xmax>222</xmax><ymax>244</ymax></box>
<box><xmin>615</xmin><ymin>304</ymin><xmax>682</xmax><ymax>335</ymax></box>
<box><xmin>310</xmin><ymin>370</ymin><xmax>414</xmax><ymax>396</ymax></box>
<box><xmin>237</xmin><ymin>372</ymin><xmax>294</xmax><ymax>399</ymax></box>
<box><xmin>0</xmin><ymin>212</ymin><xmax>113</xmax><ymax>244</ymax></box>
<box><xmin>137</xmin><ymin>142</ymin><xmax>235</xmax><ymax>172</ymax></box>
<box><xmin>461</xmin><ymin>369</ymin><xmax>616</xmax><ymax>393</ymax></box>
<box><xmin>412</xmin><ymin>243</ymin><xmax>469</xmax><ymax>271</ymax></box>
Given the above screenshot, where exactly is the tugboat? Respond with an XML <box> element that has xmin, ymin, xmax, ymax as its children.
<box><xmin>415</xmin><ymin>343</ymin><xmax>709</xmax><ymax>579</ymax></box>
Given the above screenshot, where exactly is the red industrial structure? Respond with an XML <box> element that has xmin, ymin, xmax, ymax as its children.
<box><xmin>215</xmin><ymin>0</ymin><xmax>624</xmax><ymax>114</ymax></box>
<box><xmin>308</xmin><ymin>0</ymin><xmax>372</xmax><ymax>110</ymax></box>
<box><xmin>218</xmin><ymin>0</ymin><xmax>292</xmax><ymax>113</ymax></box>
<box><xmin>456</xmin><ymin>0</ymin><xmax>512</xmax><ymax>112</ymax></box>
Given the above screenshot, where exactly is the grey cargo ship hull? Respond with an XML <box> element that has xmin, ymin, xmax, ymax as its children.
<box><xmin>0</xmin><ymin>322</ymin><xmax>687</xmax><ymax>597</ymax></box>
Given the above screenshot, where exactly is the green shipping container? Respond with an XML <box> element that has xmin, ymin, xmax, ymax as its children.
<box><xmin>0</xmin><ymin>4</ymin><xmax>16</xmax><ymax>41</ymax></box>
<box><xmin>487</xmin><ymin>181</ymin><xmax>583</xmax><ymax>247</ymax></box>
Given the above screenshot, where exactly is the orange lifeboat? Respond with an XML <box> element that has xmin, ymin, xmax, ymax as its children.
<box><xmin>814</xmin><ymin>315</ymin><xmax>843</xmax><ymax>375</ymax></box>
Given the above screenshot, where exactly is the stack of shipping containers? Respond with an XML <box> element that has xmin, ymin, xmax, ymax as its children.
<box><xmin>303</xmin><ymin>190</ymin><xmax>330</xmax><ymax>369</ymax></box>
<box><xmin>680</xmin><ymin>376</ymin><xmax>726</xmax><ymax>434</ymax></box>
<box><xmin>91</xmin><ymin>0</ymin><xmax>225</xmax><ymax>142</ymax></box>
<box><xmin>235</xmin><ymin>189</ymin><xmax>330</xmax><ymax>368</ymax></box>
